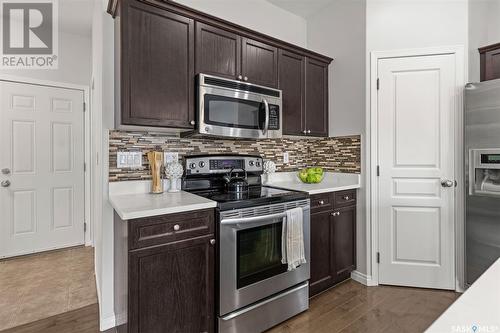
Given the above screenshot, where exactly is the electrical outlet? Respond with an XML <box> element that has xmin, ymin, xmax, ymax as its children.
<box><xmin>164</xmin><ymin>152</ymin><xmax>179</xmax><ymax>165</ymax></box>
<box><xmin>283</xmin><ymin>152</ymin><xmax>289</xmax><ymax>164</ymax></box>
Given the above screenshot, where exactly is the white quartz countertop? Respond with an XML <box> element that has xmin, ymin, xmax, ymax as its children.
<box><xmin>264</xmin><ymin>172</ymin><xmax>361</xmax><ymax>195</ymax></box>
<box><xmin>109</xmin><ymin>180</ymin><xmax>216</xmax><ymax>220</ymax></box>
<box><xmin>426</xmin><ymin>258</ymin><xmax>500</xmax><ymax>332</ymax></box>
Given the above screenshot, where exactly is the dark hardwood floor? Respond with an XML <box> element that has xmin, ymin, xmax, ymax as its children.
<box><xmin>0</xmin><ymin>280</ymin><xmax>459</xmax><ymax>333</ymax></box>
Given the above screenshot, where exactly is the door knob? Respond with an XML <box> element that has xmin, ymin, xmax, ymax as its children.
<box><xmin>441</xmin><ymin>179</ymin><xmax>454</xmax><ymax>188</ymax></box>
<box><xmin>1</xmin><ymin>180</ymin><xmax>11</xmax><ymax>187</ymax></box>
<box><xmin>1</xmin><ymin>168</ymin><xmax>10</xmax><ymax>175</ymax></box>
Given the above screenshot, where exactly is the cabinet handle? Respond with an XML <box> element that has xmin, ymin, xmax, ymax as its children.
<box><xmin>244</xmin><ymin>76</ymin><xmax>248</xmax><ymax>81</ymax></box>
<box><xmin>343</xmin><ymin>195</ymin><xmax>350</xmax><ymax>200</ymax></box>
<box><xmin>238</xmin><ymin>75</ymin><xmax>243</xmax><ymax>80</ymax></box>
<box><xmin>331</xmin><ymin>212</ymin><xmax>340</xmax><ymax>217</ymax></box>
<box><xmin>318</xmin><ymin>200</ymin><xmax>324</xmax><ymax>205</ymax></box>
<box><xmin>210</xmin><ymin>239</ymin><xmax>216</xmax><ymax>245</ymax></box>
<box><xmin>173</xmin><ymin>224</ymin><xmax>180</xmax><ymax>231</ymax></box>
<box><xmin>190</xmin><ymin>120</ymin><xmax>195</xmax><ymax>126</ymax></box>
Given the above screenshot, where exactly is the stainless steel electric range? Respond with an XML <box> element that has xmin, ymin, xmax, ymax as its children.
<box><xmin>182</xmin><ymin>155</ymin><xmax>310</xmax><ymax>333</ymax></box>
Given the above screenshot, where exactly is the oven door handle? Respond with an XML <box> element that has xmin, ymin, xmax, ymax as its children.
<box><xmin>262</xmin><ymin>98</ymin><xmax>270</xmax><ymax>136</ymax></box>
<box><xmin>221</xmin><ymin>211</ymin><xmax>287</xmax><ymax>225</ymax></box>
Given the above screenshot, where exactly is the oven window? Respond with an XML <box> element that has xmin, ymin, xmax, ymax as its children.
<box><xmin>237</xmin><ymin>222</ymin><xmax>287</xmax><ymax>289</ymax></box>
<box><xmin>204</xmin><ymin>94</ymin><xmax>264</xmax><ymax>130</ymax></box>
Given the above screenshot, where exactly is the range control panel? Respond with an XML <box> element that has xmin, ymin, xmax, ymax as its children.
<box><xmin>185</xmin><ymin>155</ymin><xmax>263</xmax><ymax>175</ymax></box>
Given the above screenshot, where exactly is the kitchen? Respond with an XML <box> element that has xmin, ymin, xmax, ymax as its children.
<box><xmin>0</xmin><ymin>0</ymin><xmax>499</xmax><ymax>332</ymax></box>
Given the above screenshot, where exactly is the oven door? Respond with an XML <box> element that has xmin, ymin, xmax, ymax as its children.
<box><xmin>198</xmin><ymin>86</ymin><xmax>281</xmax><ymax>139</ymax></box>
<box><xmin>219</xmin><ymin>200</ymin><xmax>310</xmax><ymax>316</ymax></box>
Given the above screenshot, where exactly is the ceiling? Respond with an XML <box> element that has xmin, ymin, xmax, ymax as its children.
<box><xmin>59</xmin><ymin>0</ymin><xmax>94</xmax><ymax>36</ymax></box>
<box><xmin>267</xmin><ymin>0</ymin><xmax>336</xmax><ymax>19</ymax></box>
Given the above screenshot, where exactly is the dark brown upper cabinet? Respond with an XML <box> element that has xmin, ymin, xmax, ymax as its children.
<box><xmin>242</xmin><ymin>38</ymin><xmax>278</xmax><ymax>88</ymax></box>
<box><xmin>480</xmin><ymin>42</ymin><xmax>500</xmax><ymax>82</ymax></box>
<box><xmin>195</xmin><ymin>22</ymin><xmax>241</xmax><ymax>80</ymax></box>
<box><xmin>279</xmin><ymin>49</ymin><xmax>305</xmax><ymax>136</ymax></box>
<box><xmin>305</xmin><ymin>58</ymin><xmax>329</xmax><ymax>137</ymax></box>
<box><xmin>121</xmin><ymin>0</ymin><xmax>195</xmax><ymax>129</ymax></box>
<box><xmin>109</xmin><ymin>0</ymin><xmax>332</xmax><ymax>132</ymax></box>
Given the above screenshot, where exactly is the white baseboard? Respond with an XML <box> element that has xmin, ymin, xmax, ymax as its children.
<box><xmin>100</xmin><ymin>315</ymin><xmax>116</xmax><ymax>332</ymax></box>
<box><xmin>115</xmin><ymin>312</ymin><xmax>128</xmax><ymax>326</ymax></box>
<box><xmin>351</xmin><ymin>270</ymin><xmax>377</xmax><ymax>286</ymax></box>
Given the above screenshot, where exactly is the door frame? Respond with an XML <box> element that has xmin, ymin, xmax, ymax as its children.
<box><xmin>0</xmin><ymin>74</ymin><xmax>93</xmax><ymax>247</ymax></box>
<box><xmin>366</xmin><ymin>46</ymin><xmax>466</xmax><ymax>291</ymax></box>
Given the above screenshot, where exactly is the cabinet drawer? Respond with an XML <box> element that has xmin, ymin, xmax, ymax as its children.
<box><xmin>129</xmin><ymin>209</ymin><xmax>214</xmax><ymax>249</ymax></box>
<box><xmin>333</xmin><ymin>190</ymin><xmax>356</xmax><ymax>208</ymax></box>
<box><xmin>310</xmin><ymin>193</ymin><xmax>333</xmax><ymax>212</ymax></box>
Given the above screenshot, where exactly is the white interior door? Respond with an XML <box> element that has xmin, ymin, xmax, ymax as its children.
<box><xmin>377</xmin><ymin>54</ymin><xmax>456</xmax><ymax>289</ymax></box>
<box><xmin>0</xmin><ymin>81</ymin><xmax>85</xmax><ymax>258</ymax></box>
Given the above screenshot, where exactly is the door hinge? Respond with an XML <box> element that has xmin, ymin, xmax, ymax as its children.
<box><xmin>376</xmin><ymin>165</ymin><xmax>380</xmax><ymax>177</ymax></box>
<box><xmin>376</xmin><ymin>252</ymin><xmax>380</xmax><ymax>263</ymax></box>
<box><xmin>84</xmin><ymin>162</ymin><xmax>86</xmax><ymax>172</ymax></box>
<box><xmin>84</xmin><ymin>222</ymin><xmax>87</xmax><ymax>232</ymax></box>
<box><xmin>376</xmin><ymin>78</ymin><xmax>380</xmax><ymax>90</ymax></box>
<box><xmin>83</xmin><ymin>102</ymin><xmax>86</xmax><ymax>112</ymax></box>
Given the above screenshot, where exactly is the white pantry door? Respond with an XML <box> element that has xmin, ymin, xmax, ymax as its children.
<box><xmin>377</xmin><ymin>54</ymin><xmax>456</xmax><ymax>289</ymax></box>
<box><xmin>0</xmin><ymin>81</ymin><xmax>85</xmax><ymax>258</ymax></box>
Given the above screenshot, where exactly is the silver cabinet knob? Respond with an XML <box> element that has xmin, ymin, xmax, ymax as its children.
<box><xmin>1</xmin><ymin>180</ymin><xmax>11</xmax><ymax>187</ymax></box>
<box><xmin>307</xmin><ymin>130</ymin><xmax>311</xmax><ymax>134</ymax></box>
<box><xmin>331</xmin><ymin>211</ymin><xmax>340</xmax><ymax>217</ymax></box>
<box><xmin>210</xmin><ymin>239</ymin><xmax>216</xmax><ymax>245</ymax></box>
<box><xmin>244</xmin><ymin>76</ymin><xmax>248</xmax><ymax>81</ymax></box>
<box><xmin>441</xmin><ymin>179</ymin><xmax>454</xmax><ymax>188</ymax></box>
<box><xmin>343</xmin><ymin>196</ymin><xmax>350</xmax><ymax>200</ymax></box>
<box><xmin>173</xmin><ymin>224</ymin><xmax>180</xmax><ymax>231</ymax></box>
<box><xmin>1</xmin><ymin>168</ymin><xmax>10</xmax><ymax>175</ymax></box>
<box><xmin>190</xmin><ymin>120</ymin><xmax>195</xmax><ymax>126</ymax></box>
<box><xmin>319</xmin><ymin>200</ymin><xmax>324</xmax><ymax>205</ymax></box>
<box><xmin>303</xmin><ymin>130</ymin><xmax>307</xmax><ymax>134</ymax></box>
<box><xmin>238</xmin><ymin>75</ymin><xmax>243</xmax><ymax>80</ymax></box>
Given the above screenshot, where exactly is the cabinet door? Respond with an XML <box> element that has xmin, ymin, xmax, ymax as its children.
<box><xmin>128</xmin><ymin>235</ymin><xmax>215</xmax><ymax>333</ymax></box>
<box><xmin>305</xmin><ymin>58</ymin><xmax>329</xmax><ymax>137</ymax></box>
<box><xmin>481</xmin><ymin>48</ymin><xmax>500</xmax><ymax>81</ymax></box>
<box><xmin>195</xmin><ymin>22</ymin><xmax>241</xmax><ymax>79</ymax></box>
<box><xmin>279</xmin><ymin>49</ymin><xmax>305</xmax><ymax>136</ymax></box>
<box><xmin>309</xmin><ymin>210</ymin><xmax>334</xmax><ymax>297</ymax></box>
<box><xmin>333</xmin><ymin>206</ymin><xmax>356</xmax><ymax>283</ymax></box>
<box><xmin>122</xmin><ymin>1</ymin><xmax>195</xmax><ymax>128</ymax></box>
<box><xmin>241</xmin><ymin>38</ymin><xmax>278</xmax><ymax>88</ymax></box>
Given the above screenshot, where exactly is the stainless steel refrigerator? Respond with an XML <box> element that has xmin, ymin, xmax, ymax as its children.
<box><xmin>465</xmin><ymin>79</ymin><xmax>500</xmax><ymax>285</ymax></box>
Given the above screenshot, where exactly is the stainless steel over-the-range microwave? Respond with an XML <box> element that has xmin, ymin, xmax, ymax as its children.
<box><xmin>195</xmin><ymin>73</ymin><xmax>282</xmax><ymax>139</ymax></box>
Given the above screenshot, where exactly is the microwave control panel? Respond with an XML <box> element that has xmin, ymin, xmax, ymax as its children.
<box><xmin>268</xmin><ymin>105</ymin><xmax>280</xmax><ymax>130</ymax></box>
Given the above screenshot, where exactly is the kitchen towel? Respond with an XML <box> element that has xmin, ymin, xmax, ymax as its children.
<box><xmin>282</xmin><ymin>207</ymin><xmax>306</xmax><ymax>271</ymax></box>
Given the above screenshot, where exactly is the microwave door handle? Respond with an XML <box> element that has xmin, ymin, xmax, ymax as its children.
<box><xmin>262</xmin><ymin>98</ymin><xmax>270</xmax><ymax>135</ymax></box>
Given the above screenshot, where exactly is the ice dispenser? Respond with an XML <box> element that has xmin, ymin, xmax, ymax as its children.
<box><xmin>469</xmin><ymin>149</ymin><xmax>500</xmax><ymax>196</ymax></box>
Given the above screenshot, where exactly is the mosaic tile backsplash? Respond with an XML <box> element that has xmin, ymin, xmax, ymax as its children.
<box><xmin>109</xmin><ymin>130</ymin><xmax>361</xmax><ymax>182</ymax></box>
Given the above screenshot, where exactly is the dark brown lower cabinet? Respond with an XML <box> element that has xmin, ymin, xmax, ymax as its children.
<box><xmin>309</xmin><ymin>190</ymin><xmax>357</xmax><ymax>297</ymax></box>
<box><xmin>127</xmin><ymin>209</ymin><xmax>215</xmax><ymax>333</ymax></box>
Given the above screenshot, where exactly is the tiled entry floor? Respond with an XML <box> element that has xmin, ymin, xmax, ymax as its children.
<box><xmin>0</xmin><ymin>247</ymin><xmax>97</xmax><ymax>331</ymax></box>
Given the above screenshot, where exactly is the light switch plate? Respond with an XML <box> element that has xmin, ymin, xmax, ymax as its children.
<box><xmin>164</xmin><ymin>152</ymin><xmax>179</xmax><ymax>165</ymax></box>
<box><xmin>117</xmin><ymin>152</ymin><xmax>142</xmax><ymax>168</ymax></box>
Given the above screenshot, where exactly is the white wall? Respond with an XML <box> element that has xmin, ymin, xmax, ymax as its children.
<box><xmin>1</xmin><ymin>31</ymin><xmax>91</xmax><ymax>86</ymax></box>
<box><xmin>92</xmin><ymin>0</ymin><xmax>116</xmax><ymax>330</ymax></box>
<box><xmin>468</xmin><ymin>0</ymin><xmax>500</xmax><ymax>82</ymax></box>
<box><xmin>306</xmin><ymin>0</ymin><xmax>367</xmax><ymax>274</ymax></box>
<box><xmin>173</xmin><ymin>0</ymin><xmax>307</xmax><ymax>47</ymax></box>
<box><xmin>364</xmin><ymin>0</ymin><xmax>468</xmax><ymax>280</ymax></box>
